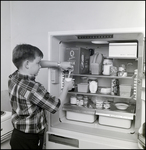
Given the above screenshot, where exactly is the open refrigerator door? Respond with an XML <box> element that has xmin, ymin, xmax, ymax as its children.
<box><xmin>46</xmin><ymin>28</ymin><xmax>145</xmax><ymax>149</ymax></box>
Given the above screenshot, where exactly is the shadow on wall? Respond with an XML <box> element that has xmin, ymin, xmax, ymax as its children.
<box><xmin>1</xmin><ymin>90</ymin><xmax>11</xmax><ymax>111</ymax></box>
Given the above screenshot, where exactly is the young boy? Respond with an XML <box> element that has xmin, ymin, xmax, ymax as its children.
<box><xmin>8</xmin><ymin>44</ymin><xmax>74</xmax><ymax>149</ymax></box>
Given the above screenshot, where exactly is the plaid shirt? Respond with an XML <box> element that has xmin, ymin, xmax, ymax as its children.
<box><xmin>8</xmin><ymin>70</ymin><xmax>60</xmax><ymax>133</ymax></box>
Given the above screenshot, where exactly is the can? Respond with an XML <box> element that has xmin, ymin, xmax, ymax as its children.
<box><xmin>83</xmin><ymin>96</ymin><xmax>89</xmax><ymax>107</ymax></box>
<box><xmin>111</xmin><ymin>79</ymin><xmax>119</xmax><ymax>95</ymax></box>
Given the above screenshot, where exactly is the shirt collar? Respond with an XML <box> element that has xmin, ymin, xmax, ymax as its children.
<box><xmin>9</xmin><ymin>70</ymin><xmax>35</xmax><ymax>81</ymax></box>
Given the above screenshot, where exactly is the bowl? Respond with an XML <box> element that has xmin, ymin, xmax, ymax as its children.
<box><xmin>115</xmin><ymin>103</ymin><xmax>129</xmax><ymax>110</ymax></box>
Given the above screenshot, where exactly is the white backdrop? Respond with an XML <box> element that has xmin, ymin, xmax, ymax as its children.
<box><xmin>1</xmin><ymin>1</ymin><xmax>145</xmax><ymax>91</ymax></box>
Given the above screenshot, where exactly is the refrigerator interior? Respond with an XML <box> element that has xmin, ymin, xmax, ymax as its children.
<box><xmin>47</xmin><ymin>30</ymin><xmax>144</xmax><ymax>142</ymax></box>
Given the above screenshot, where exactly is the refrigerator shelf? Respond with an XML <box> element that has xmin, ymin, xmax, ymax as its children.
<box><xmin>68</xmin><ymin>91</ymin><xmax>134</xmax><ymax>99</ymax></box>
<box><xmin>68</xmin><ymin>73</ymin><xmax>136</xmax><ymax>79</ymax></box>
<box><xmin>63</xmin><ymin>103</ymin><xmax>96</xmax><ymax>115</ymax></box>
<box><xmin>63</xmin><ymin>103</ymin><xmax>135</xmax><ymax>120</ymax></box>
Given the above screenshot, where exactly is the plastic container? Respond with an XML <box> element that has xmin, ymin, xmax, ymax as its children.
<box><xmin>66</xmin><ymin>111</ymin><xmax>97</xmax><ymax>123</ymax></box>
<box><xmin>77</xmin><ymin>83</ymin><xmax>89</xmax><ymax>92</ymax></box>
<box><xmin>119</xmin><ymin>84</ymin><xmax>132</xmax><ymax>97</ymax></box>
<box><xmin>119</xmin><ymin>84</ymin><xmax>132</xmax><ymax>92</ymax></box>
<box><xmin>90</xmin><ymin>63</ymin><xmax>102</xmax><ymax>75</ymax></box>
<box><xmin>120</xmin><ymin>91</ymin><xmax>131</xmax><ymax>97</ymax></box>
<box><xmin>98</xmin><ymin>116</ymin><xmax>132</xmax><ymax>128</ymax></box>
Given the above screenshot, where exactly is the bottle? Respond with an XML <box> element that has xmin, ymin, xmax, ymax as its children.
<box><xmin>88</xmin><ymin>78</ymin><xmax>98</xmax><ymax>93</ymax></box>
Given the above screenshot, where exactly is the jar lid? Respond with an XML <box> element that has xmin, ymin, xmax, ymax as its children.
<box><xmin>88</xmin><ymin>78</ymin><xmax>98</xmax><ymax>81</ymax></box>
<box><xmin>77</xmin><ymin>95</ymin><xmax>83</xmax><ymax>99</ymax></box>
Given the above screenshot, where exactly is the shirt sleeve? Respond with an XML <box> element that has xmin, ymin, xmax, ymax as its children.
<box><xmin>24</xmin><ymin>81</ymin><xmax>61</xmax><ymax>114</ymax></box>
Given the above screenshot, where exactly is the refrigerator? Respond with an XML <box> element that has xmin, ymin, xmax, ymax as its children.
<box><xmin>45</xmin><ymin>28</ymin><xmax>145</xmax><ymax>149</ymax></box>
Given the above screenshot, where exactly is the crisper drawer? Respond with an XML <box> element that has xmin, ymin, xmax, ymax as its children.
<box><xmin>98</xmin><ymin>116</ymin><xmax>132</xmax><ymax>129</ymax></box>
<box><xmin>109</xmin><ymin>43</ymin><xmax>137</xmax><ymax>58</ymax></box>
<box><xmin>66</xmin><ymin>111</ymin><xmax>97</xmax><ymax>123</ymax></box>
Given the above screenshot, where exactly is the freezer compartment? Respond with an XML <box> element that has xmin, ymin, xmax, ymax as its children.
<box><xmin>48</xmin><ymin>29</ymin><xmax>144</xmax><ymax>137</ymax></box>
<box><xmin>98</xmin><ymin>115</ymin><xmax>132</xmax><ymax>129</ymax></box>
<box><xmin>66</xmin><ymin>111</ymin><xmax>97</xmax><ymax>123</ymax></box>
<box><xmin>109</xmin><ymin>42</ymin><xmax>137</xmax><ymax>58</ymax></box>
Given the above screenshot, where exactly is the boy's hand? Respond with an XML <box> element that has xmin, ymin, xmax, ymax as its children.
<box><xmin>60</xmin><ymin>62</ymin><xmax>74</xmax><ymax>70</ymax></box>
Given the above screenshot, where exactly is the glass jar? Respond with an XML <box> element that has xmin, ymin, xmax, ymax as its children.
<box><xmin>103</xmin><ymin>101</ymin><xmax>110</xmax><ymax>109</ymax></box>
<box><xmin>77</xmin><ymin>95</ymin><xmax>83</xmax><ymax>100</ymax></box>
<box><xmin>96</xmin><ymin>100</ymin><xmax>103</xmax><ymax>109</ymax></box>
<box><xmin>70</xmin><ymin>96</ymin><xmax>77</xmax><ymax>104</ymax></box>
<box><xmin>76</xmin><ymin>95</ymin><xmax>84</xmax><ymax>106</ymax></box>
<box><xmin>88</xmin><ymin>78</ymin><xmax>98</xmax><ymax>93</ymax></box>
<box><xmin>80</xmin><ymin>76</ymin><xmax>88</xmax><ymax>83</ymax></box>
<box><xmin>83</xmin><ymin>96</ymin><xmax>89</xmax><ymax>107</ymax></box>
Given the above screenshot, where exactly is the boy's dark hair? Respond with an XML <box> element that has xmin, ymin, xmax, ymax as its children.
<box><xmin>12</xmin><ymin>44</ymin><xmax>43</xmax><ymax>69</ymax></box>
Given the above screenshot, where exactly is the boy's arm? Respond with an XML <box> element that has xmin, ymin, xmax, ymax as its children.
<box><xmin>58</xmin><ymin>79</ymin><xmax>73</xmax><ymax>107</ymax></box>
<box><xmin>40</xmin><ymin>60</ymin><xmax>74</xmax><ymax>70</ymax></box>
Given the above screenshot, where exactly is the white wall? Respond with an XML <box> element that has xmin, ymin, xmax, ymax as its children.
<box><xmin>1</xmin><ymin>1</ymin><xmax>11</xmax><ymax>90</ymax></box>
<box><xmin>1</xmin><ymin>1</ymin><xmax>145</xmax><ymax>91</ymax></box>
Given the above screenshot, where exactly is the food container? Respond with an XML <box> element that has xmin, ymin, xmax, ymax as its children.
<box><xmin>76</xmin><ymin>95</ymin><xmax>84</xmax><ymax>106</ymax></box>
<box><xmin>90</xmin><ymin>52</ymin><xmax>103</xmax><ymax>75</ymax></box>
<box><xmin>70</xmin><ymin>96</ymin><xmax>77</xmax><ymax>104</ymax></box>
<box><xmin>119</xmin><ymin>84</ymin><xmax>132</xmax><ymax>97</ymax></box>
<box><xmin>110</xmin><ymin>66</ymin><xmax>118</xmax><ymax>76</ymax></box>
<box><xmin>100</xmin><ymin>88</ymin><xmax>111</xmax><ymax>94</ymax></box>
<box><xmin>77</xmin><ymin>83</ymin><xmax>89</xmax><ymax>93</ymax></box>
<box><xmin>83</xmin><ymin>96</ymin><xmax>89</xmax><ymax>107</ymax></box>
<box><xmin>90</xmin><ymin>63</ymin><xmax>102</xmax><ymax>75</ymax></box>
<box><xmin>111</xmin><ymin>79</ymin><xmax>119</xmax><ymax>95</ymax></box>
<box><xmin>66</xmin><ymin>111</ymin><xmax>97</xmax><ymax>123</ymax></box>
<box><xmin>96</xmin><ymin>100</ymin><xmax>103</xmax><ymax>109</ymax></box>
<box><xmin>89</xmin><ymin>78</ymin><xmax>98</xmax><ymax>93</ymax></box>
<box><xmin>98</xmin><ymin>116</ymin><xmax>132</xmax><ymax>128</ymax></box>
<box><xmin>103</xmin><ymin>101</ymin><xmax>110</xmax><ymax>109</ymax></box>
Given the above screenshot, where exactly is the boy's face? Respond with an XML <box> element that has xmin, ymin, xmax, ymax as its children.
<box><xmin>28</xmin><ymin>56</ymin><xmax>42</xmax><ymax>76</ymax></box>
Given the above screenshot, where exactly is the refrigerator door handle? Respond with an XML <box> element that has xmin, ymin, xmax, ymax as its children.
<box><xmin>48</xmin><ymin>134</ymin><xmax>79</xmax><ymax>148</ymax></box>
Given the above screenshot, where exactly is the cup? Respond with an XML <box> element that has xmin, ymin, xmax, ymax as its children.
<box><xmin>65</xmin><ymin>77</ymin><xmax>72</xmax><ymax>82</ymax></box>
<box><xmin>65</xmin><ymin>77</ymin><xmax>75</xmax><ymax>90</ymax></box>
